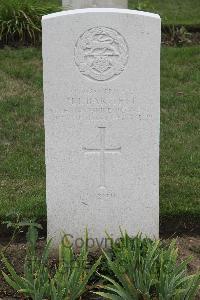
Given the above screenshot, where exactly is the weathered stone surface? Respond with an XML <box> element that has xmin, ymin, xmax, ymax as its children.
<box><xmin>62</xmin><ymin>0</ymin><xmax>128</xmax><ymax>10</ymax></box>
<box><xmin>42</xmin><ymin>8</ymin><xmax>161</xmax><ymax>248</ymax></box>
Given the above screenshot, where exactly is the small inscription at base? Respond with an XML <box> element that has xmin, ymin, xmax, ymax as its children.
<box><xmin>80</xmin><ymin>189</ymin><xmax>117</xmax><ymax>204</ymax></box>
<box><xmin>97</xmin><ymin>191</ymin><xmax>117</xmax><ymax>199</ymax></box>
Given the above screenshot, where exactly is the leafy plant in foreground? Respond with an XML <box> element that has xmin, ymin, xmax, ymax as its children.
<box><xmin>2</xmin><ymin>226</ymin><xmax>101</xmax><ymax>300</ymax></box>
<box><xmin>0</xmin><ymin>210</ymin><xmax>43</xmax><ymax>255</ymax></box>
<box><xmin>157</xmin><ymin>241</ymin><xmax>200</xmax><ymax>300</ymax></box>
<box><xmin>2</xmin><ymin>222</ymin><xmax>51</xmax><ymax>299</ymax></box>
<box><xmin>95</xmin><ymin>232</ymin><xmax>200</xmax><ymax>300</ymax></box>
<box><xmin>49</xmin><ymin>233</ymin><xmax>101</xmax><ymax>299</ymax></box>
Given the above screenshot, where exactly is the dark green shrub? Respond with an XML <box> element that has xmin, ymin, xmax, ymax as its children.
<box><xmin>0</xmin><ymin>0</ymin><xmax>60</xmax><ymax>46</ymax></box>
<box><xmin>162</xmin><ymin>25</ymin><xmax>192</xmax><ymax>47</ymax></box>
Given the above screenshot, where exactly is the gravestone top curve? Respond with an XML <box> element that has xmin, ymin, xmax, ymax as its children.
<box><xmin>43</xmin><ymin>8</ymin><xmax>160</xmax><ymax>21</ymax></box>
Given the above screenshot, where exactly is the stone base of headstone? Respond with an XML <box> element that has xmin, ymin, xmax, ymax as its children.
<box><xmin>62</xmin><ymin>0</ymin><xmax>128</xmax><ymax>10</ymax></box>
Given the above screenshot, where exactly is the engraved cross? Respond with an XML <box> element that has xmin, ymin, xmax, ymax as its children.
<box><xmin>83</xmin><ymin>127</ymin><xmax>121</xmax><ymax>189</ymax></box>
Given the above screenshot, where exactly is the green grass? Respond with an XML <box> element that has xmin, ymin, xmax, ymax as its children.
<box><xmin>129</xmin><ymin>0</ymin><xmax>200</xmax><ymax>26</ymax></box>
<box><xmin>0</xmin><ymin>46</ymin><xmax>199</xmax><ymax>221</ymax></box>
<box><xmin>0</xmin><ymin>48</ymin><xmax>45</xmax><ymax>219</ymax></box>
<box><xmin>160</xmin><ymin>46</ymin><xmax>200</xmax><ymax>216</ymax></box>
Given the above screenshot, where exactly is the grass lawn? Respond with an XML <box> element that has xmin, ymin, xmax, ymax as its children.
<box><xmin>160</xmin><ymin>46</ymin><xmax>200</xmax><ymax>216</ymax></box>
<box><xmin>0</xmin><ymin>46</ymin><xmax>199</xmax><ymax>222</ymax></box>
<box><xmin>129</xmin><ymin>0</ymin><xmax>200</xmax><ymax>26</ymax></box>
<box><xmin>0</xmin><ymin>49</ymin><xmax>45</xmax><ymax>220</ymax></box>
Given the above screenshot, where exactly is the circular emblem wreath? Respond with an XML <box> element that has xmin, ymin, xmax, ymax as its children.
<box><xmin>74</xmin><ymin>27</ymin><xmax>128</xmax><ymax>81</ymax></box>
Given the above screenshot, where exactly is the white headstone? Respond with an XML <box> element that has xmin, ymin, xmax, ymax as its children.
<box><xmin>42</xmin><ymin>8</ymin><xmax>161</xmax><ymax>248</ymax></box>
<box><xmin>62</xmin><ymin>0</ymin><xmax>128</xmax><ymax>10</ymax></box>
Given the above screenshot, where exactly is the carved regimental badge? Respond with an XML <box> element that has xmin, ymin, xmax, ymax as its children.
<box><xmin>75</xmin><ymin>27</ymin><xmax>128</xmax><ymax>81</ymax></box>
